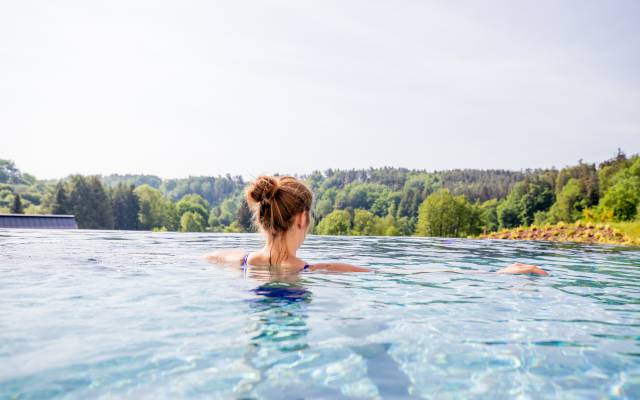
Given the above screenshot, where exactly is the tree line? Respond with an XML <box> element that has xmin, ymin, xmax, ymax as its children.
<box><xmin>1</xmin><ymin>150</ymin><xmax>638</xmax><ymax>236</ymax></box>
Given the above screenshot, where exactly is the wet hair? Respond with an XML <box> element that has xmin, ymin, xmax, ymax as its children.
<box><xmin>246</xmin><ymin>175</ymin><xmax>313</xmax><ymax>239</ymax></box>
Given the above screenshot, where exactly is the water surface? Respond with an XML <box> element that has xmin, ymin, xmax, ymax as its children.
<box><xmin>1</xmin><ymin>230</ymin><xmax>639</xmax><ymax>399</ymax></box>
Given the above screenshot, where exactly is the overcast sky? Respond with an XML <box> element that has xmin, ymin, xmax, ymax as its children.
<box><xmin>1</xmin><ymin>0</ymin><xmax>638</xmax><ymax>179</ymax></box>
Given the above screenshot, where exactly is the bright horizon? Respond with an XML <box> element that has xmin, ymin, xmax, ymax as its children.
<box><xmin>1</xmin><ymin>0</ymin><xmax>639</xmax><ymax>180</ymax></box>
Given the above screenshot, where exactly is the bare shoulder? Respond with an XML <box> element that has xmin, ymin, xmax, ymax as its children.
<box><xmin>310</xmin><ymin>263</ymin><xmax>371</xmax><ymax>273</ymax></box>
<box><xmin>205</xmin><ymin>249</ymin><xmax>246</xmax><ymax>266</ymax></box>
<box><xmin>497</xmin><ymin>262</ymin><xmax>549</xmax><ymax>276</ymax></box>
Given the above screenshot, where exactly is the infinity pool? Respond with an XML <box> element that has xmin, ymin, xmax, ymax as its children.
<box><xmin>1</xmin><ymin>230</ymin><xmax>639</xmax><ymax>399</ymax></box>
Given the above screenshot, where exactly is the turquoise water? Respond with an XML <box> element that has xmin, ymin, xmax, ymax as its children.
<box><xmin>1</xmin><ymin>229</ymin><xmax>639</xmax><ymax>399</ymax></box>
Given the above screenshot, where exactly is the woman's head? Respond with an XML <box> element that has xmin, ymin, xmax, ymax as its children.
<box><xmin>246</xmin><ymin>175</ymin><xmax>313</xmax><ymax>240</ymax></box>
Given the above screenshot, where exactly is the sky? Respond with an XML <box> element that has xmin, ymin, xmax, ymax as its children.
<box><xmin>1</xmin><ymin>0</ymin><xmax>638</xmax><ymax>180</ymax></box>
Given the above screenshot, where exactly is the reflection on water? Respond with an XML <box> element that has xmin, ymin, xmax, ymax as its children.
<box><xmin>248</xmin><ymin>281</ymin><xmax>312</xmax><ymax>353</ymax></box>
<box><xmin>244</xmin><ymin>266</ymin><xmax>312</xmax><ymax>360</ymax></box>
<box><xmin>239</xmin><ymin>269</ymin><xmax>419</xmax><ymax>399</ymax></box>
<box><xmin>238</xmin><ymin>268</ymin><xmax>314</xmax><ymax>397</ymax></box>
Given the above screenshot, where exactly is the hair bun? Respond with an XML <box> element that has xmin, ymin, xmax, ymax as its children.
<box><xmin>245</xmin><ymin>175</ymin><xmax>314</xmax><ymax>240</ymax></box>
<box><xmin>248</xmin><ymin>176</ymin><xmax>279</xmax><ymax>204</ymax></box>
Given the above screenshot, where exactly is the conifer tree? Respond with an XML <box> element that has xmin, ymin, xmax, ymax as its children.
<box><xmin>51</xmin><ymin>183</ymin><xmax>70</xmax><ymax>214</ymax></box>
<box><xmin>112</xmin><ymin>183</ymin><xmax>140</xmax><ymax>230</ymax></box>
<box><xmin>10</xmin><ymin>193</ymin><xmax>23</xmax><ymax>214</ymax></box>
<box><xmin>237</xmin><ymin>199</ymin><xmax>254</xmax><ymax>232</ymax></box>
<box><xmin>68</xmin><ymin>175</ymin><xmax>114</xmax><ymax>229</ymax></box>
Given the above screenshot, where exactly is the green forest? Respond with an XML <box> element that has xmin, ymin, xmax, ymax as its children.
<box><xmin>1</xmin><ymin>150</ymin><xmax>639</xmax><ymax>238</ymax></box>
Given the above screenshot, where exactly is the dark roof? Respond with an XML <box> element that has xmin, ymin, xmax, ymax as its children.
<box><xmin>0</xmin><ymin>214</ymin><xmax>78</xmax><ymax>229</ymax></box>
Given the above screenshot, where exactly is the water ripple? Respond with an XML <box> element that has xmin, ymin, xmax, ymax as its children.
<box><xmin>0</xmin><ymin>229</ymin><xmax>639</xmax><ymax>399</ymax></box>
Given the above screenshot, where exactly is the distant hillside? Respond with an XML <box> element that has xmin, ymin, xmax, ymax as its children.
<box><xmin>1</xmin><ymin>150</ymin><xmax>637</xmax><ymax>238</ymax></box>
<box><xmin>100</xmin><ymin>174</ymin><xmax>163</xmax><ymax>189</ymax></box>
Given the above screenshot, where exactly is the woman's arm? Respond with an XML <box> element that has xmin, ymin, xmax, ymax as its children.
<box><xmin>205</xmin><ymin>250</ymin><xmax>246</xmax><ymax>266</ymax></box>
<box><xmin>309</xmin><ymin>262</ymin><xmax>548</xmax><ymax>275</ymax></box>
<box><xmin>206</xmin><ymin>255</ymin><xmax>547</xmax><ymax>276</ymax></box>
<box><xmin>375</xmin><ymin>263</ymin><xmax>549</xmax><ymax>276</ymax></box>
<box><xmin>496</xmin><ymin>262</ymin><xmax>549</xmax><ymax>276</ymax></box>
<box><xmin>309</xmin><ymin>263</ymin><xmax>371</xmax><ymax>272</ymax></box>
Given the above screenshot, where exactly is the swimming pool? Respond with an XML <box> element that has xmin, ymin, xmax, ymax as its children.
<box><xmin>1</xmin><ymin>230</ymin><xmax>639</xmax><ymax>399</ymax></box>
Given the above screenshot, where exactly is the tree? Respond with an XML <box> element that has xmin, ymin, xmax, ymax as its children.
<box><xmin>112</xmin><ymin>184</ymin><xmax>140</xmax><ymax>230</ymax></box>
<box><xmin>237</xmin><ymin>199</ymin><xmax>254</xmax><ymax>232</ymax></box>
<box><xmin>394</xmin><ymin>216</ymin><xmax>415</xmax><ymax>236</ymax></box>
<box><xmin>180</xmin><ymin>211</ymin><xmax>206</xmax><ymax>232</ymax></box>
<box><xmin>224</xmin><ymin>221</ymin><xmax>244</xmax><ymax>233</ymax></box>
<box><xmin>598</xmin><ymin>157</ymin><xmax>640</xmax><ymax>221</ymax></box>
<box><xmin>479</xmin><ymin>199</ymin><xmax>500</xmax><ymax>232</ymax></box>
<box><xmin>334</xmin><ymin>183</ymin><xmax>390</xmax><ymax>215</ymax></box>
<box><xmin>351</xmin><ymin>209</ymin><xmax>382</xmax><ymax>236</ymax></box>
<box><xmin>10</xmin><ymin>193</ymin><xmax>24</xmax><ymax>214</ymax></box>
<box><xmin>497</xmin><ymin>200</ymin><xmax>520</xmax><ymax>229</ymax></box>
<box><xmin>0</xmin><ymin>160</ymin><xmax>26</xmax><ymax>184</ymax></box>
<box><xmin>135</xmin><ymin>184</ymin><xmax>178</xmax><ymax>230</ymax></box>
<box><xmin>555</xmin><ymin>162</ymin><xmax>599</xmax><ymax>207</ymax></box>
<box><xmin>370</xmin><ymin>190</ymin><xmax>399</xmax><ymax>217</ymax></box>
<box><xmin>598</xmin><ymin>149</ymin><xmax>629</xmax><ymax>194</ymax></box>
<box><xmin>100</xmin><ymin>174</ymin><xmax>162</xmax><ymax>189</ymax></box>
<box><xmin>161</xmin><ymin>175</ymin><xmax>245</xmax><ymax>207</ymax></box>
<box><xmin>315</xmin><ymin>210</ymin><xmax>352</xmax><ymax>235</ymax></box>
<box><xmin>208</xmin><ymin>208</ymin><xmax>223</xmax><ymax>231</ymax></box>
<box><xmin>51</xmin><ymin>183</ymin><xmax>70</xmax><ymax>214</ymax></box>
<box><xmin>67</xmin><ymin>175</ymin><xmax>114</xmax><ymax>229</ymax></box>
<box><xmin>497</xmin><ymin>177</ymin><xmax>554</xmax><ymax>228</ymax></box>
<box><xmin>397</xmin><ymin>174</ymin><xmax>437</xmax><ymax>218</ymax></box>
<box><xmin>415</xmin><ymin>189</ymin><xmax>480</xmax><ymax>237</ymax></box>
<box><xmin>216</xmin><ymin>197</ymin><xmax>240</xmax><ymax>226</ymax></box>
<box><xmin>313</xmin><ymin>187</ymin><xmax>338</xmax><ymax>220</ymax></box>
<box><xmin>545</xmin><ymin>178</ymin><xmax>585</xmax><ymax>223</ymax></box>
<box><xmin>176</xmin><ymin>194</ymin><xmax>209</xmax><ymax>221</ymax></box>
<box><xmin>600</xmin><ymin>181</ymin><xmax>639</xmax><ymax>221</ymax></box>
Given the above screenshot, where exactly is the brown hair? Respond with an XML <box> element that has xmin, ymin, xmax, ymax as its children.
<box><xmin>246</xmin><ymin>175</ymin><xmax>313</xmax><ymax>239</ymax></box>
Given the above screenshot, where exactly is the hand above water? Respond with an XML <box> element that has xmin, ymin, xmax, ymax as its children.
<box><xmin>497</xmin><ymin>263</ymin><xmax>549</xmax><ymax>276</ymax></box>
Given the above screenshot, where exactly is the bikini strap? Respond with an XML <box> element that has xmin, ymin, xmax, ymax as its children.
<box><xmin>243</xmin><ymin>253</ymin><xmax>309</xmax><ymax>271</ymax></box>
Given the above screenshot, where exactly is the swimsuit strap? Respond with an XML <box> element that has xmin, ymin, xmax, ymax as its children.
<box><xmin>243</xmin><ymin>252</ymin><xmax>310</xmax><ymax>272</ymax></box>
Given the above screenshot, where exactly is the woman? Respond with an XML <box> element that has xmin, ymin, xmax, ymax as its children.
<box><xmin>207</xmin><ymin>175</ymin><xmax>548</xmax><ymax>276</ymax></box>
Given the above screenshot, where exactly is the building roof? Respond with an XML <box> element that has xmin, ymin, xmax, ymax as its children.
<box><xmin>0</xmin><ymin>214</ymin><xmax>78</xmax><ymax>229</ymax></box>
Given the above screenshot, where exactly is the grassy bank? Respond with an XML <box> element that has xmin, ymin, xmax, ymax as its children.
<box><xmin>479</xmin><ymin>221</ymin><xmax>640</xmax><ymax>246</ymax></box>
<box><xmin>609</xmin><ymin>222</ymin><xmax>640</xmax><ymax>243</ymax></box>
